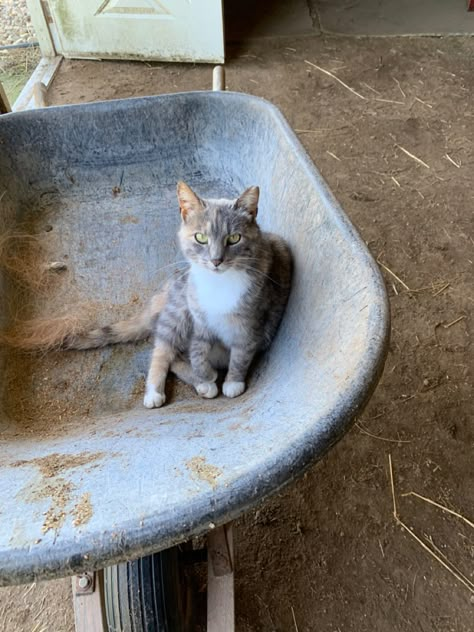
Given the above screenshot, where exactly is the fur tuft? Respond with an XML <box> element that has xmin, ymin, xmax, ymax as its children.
<box><xmin>0</xmin><ymin>313</ymin><xmax>90</xmax><ymax>352</ymax></box>
<box><xmin>0</xmin><ymin>231</ymin><xmax>49</xmax><ymax>291</ymax></box>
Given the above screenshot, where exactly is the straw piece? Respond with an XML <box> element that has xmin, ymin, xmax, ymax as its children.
<box><xmin>397</xmin><ymin>520</ymin><xmax>474</xmax><ymax>594</ymax></box>
<box><xmin>391</xmin><ymin>176</ymin><xmax>401</xmax><ymax>188</ymax></box>
<box><xmin>443</xmin><ymin>315</ymin><xmax>465</xmax><ymax>329</ymax></box>
<box><xmin>396</xmin><ymin>144</ymin><xmax>430</xmax><ymax>169</ymax></box>
<box><xmin>304</xmin><ymin>60</ymin><xmax>367</xmax><ymax>100</ymax></box>
<box><xmin>291</xmin><ymin>606</ymin><xmax>299</xmax><ymax>632</ymax></box>
<box><xmin>414</xmin><ymin>96</ymin><xmax>433</xmax><ymax>109</ymax></box>
<box><xmin>356</xmin><ymin>423</ymin><xmax>411</xmax><ymax>444</ymax></box>
<box><xmin>393</xmin><ymin>77</ymin><xmax>406</xmax><ymax>99</ymax></box>
<box><xmin>401</xmin><ymin>491</ymin><xmax>474</xmax><ymax>530</ymax></box>
<box><xmin>326</xmin><ymin>151</ymin><xmax>341</xmax><ymax>161</ymax></box>
<box><xmin>361</xmin><ymin>81</ymin><xmax>381</xmax><ymax>95</ymax></box>
<box><xmin>388</xmin><ymin>454</ymin><xmax>398</xmax><ymax>519</ymax></box>
<box><xmin>445</xmin><ymin>154</ymin><xmax>461</xmax><ymax>168</ymax></box>
<box><xmin>389</xmin><ymin>456</ymin><xmax>474</xmax><ymax>596</ymax></box>
<box><xmin>378</xmin><ymin>261</ymin><xmax>411</xmax><ymax>291</ymax></box>
<box><xmin>432</xmin><ymin>282</ymin><xmax>450</xmax><ymax>297</ymax></box>
<box><xmin>375</xmin><ymin>98</ymin><xmax>405</xmax><ymax>105</ymax></box>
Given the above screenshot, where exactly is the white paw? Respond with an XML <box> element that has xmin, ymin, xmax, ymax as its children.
<box><xmin>143</xmin><ymin>391</ymin><xmax>166</xmax><ymax>409</ymax></box>
<box><xmin>196</xmin><ymin>382</ymin><xmax>219</xmax><ymax>399</ymax></box>
<box><xmin>222</xmin><ymin>381</ymin><xmax>246</xmax><ymax>398</ymax></box>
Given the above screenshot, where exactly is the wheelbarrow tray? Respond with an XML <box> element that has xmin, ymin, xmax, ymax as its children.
<box><xmin>0</xmin><ymin>91</ymin><xmax>389</xmax><ymax>585</ymax></box>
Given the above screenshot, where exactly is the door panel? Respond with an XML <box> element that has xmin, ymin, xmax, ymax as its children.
<box><xmin>47</xmin><ymin>0</ymin><xmax>224</xmax><ymax>63</ymax></box>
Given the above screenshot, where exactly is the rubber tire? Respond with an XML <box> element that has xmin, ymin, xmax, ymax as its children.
<box><xmin>104</xmin><ymin>548</ymin><xmax>186</xmax><ymax>632</ymax></box>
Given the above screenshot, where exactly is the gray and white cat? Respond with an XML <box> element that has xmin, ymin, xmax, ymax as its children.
<box><xmin>67</xmin><ymin>182</ymin><xmax>292</xmax><ymax>408</ymax></box>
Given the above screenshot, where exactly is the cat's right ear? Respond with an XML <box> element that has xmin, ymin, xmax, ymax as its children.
<box><xmin>235</xmin><ymin>186</ymin><xmax>259</xmax><ymax>219</ymax></box>
<box><xmin>177</xmin><ymin>182</ymin><xmax>204</xmax><ymax>221</ymax></box>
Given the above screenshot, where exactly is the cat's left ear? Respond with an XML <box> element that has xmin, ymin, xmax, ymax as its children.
<box><xmin>235</xmin><ymin>186</ymin><xmax>259</xmax><ymax>219</ymax></box>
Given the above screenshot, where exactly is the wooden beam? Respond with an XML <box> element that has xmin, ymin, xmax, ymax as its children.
<box><xmin>208</xmin><ymin>524</ymin><xmax>234</xmax><ymax>632</ymax></box>
<box><xmin>0</xmin><ymin>82</ymin><xmax>11</xmax><ymax>114</ymax></box>
<box><xmin>13</xmin><ymin>56</ymin><xmax>62</xmax><ymax>111</ymax></box>
<box><xmin>72</xmin><ymin>571</ymin><xmax>107</xmax><ymax>632</ymax></box>
<box><xmin>26</xmin><ymin>0</ymin><xmax>56</xmax><ymax>57</ymax></box>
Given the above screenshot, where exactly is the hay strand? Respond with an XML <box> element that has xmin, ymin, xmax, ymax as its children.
<box><xmin>401</xmin><ymin>491</ymin><xmax>474</xmax><ymax>530</ymax></box>
<box><xmin>388</xmin><ymin>456</ymin><xmax>474</xmax><ymax>595</ymax></box>
<box><xmin>392</xmin><ymin>77</ymin><xmax>406</xmax><ymax>99</ymax></box>
<box><xmin>443</xmin><ymin>315</ymin><xmax>465</xmax><ymax>329</ymax></box>
<box><xmin>0</xmin><ymin>231</ymin><xmax>49</xmax><ymax>291</ymax></box>
<box><xmin>445</xmin><ymin>154</ymin><xmax>461</xmax><ymax>168</ymax></box>
<box><xmin>304</xmin><ymin>60</ymin><xmax>367</xmax><ymax>100</ymax></box>
<box><xmin>378</xmin><ymin>261</ymin><xmax>411</xmax><ymax>291</ymax></box>
<box><xmin>396</xmin><ymin>145</ymin><xmax>430</xmax><ymax>170</ymax></box>
<box><xmin>388</xmin><ymin>454</ymin><xmax>398</xmax><ymax>519</ymax></box>
<box><xmin>326</xmin><ymin>151</ymin><xmax>341</xmax><ymax>161</ymax></box>
<box><xmin>291</xmin><ymin>606</ymin><xmax>299</xmax><ymax>632</ymax></box>
<box><xmin>356</xmin><ymin>423</ymin><xmax>411</xmax><ymax>444</ymax></box>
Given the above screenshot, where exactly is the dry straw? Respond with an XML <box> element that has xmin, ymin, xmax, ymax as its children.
<box><xmin>388</xmin><ymin>455</ymin><xmax>474</xmax><ymax>595</ymax></box>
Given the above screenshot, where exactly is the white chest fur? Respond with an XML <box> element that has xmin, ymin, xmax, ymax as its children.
<box><xmin>189</xmin><ymin>265</ymin><xmax>251</xmax><ymax>347</ymax></box>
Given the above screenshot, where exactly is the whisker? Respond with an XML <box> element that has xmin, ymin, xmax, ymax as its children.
<box><xmin>150</xmin><ymin>260</ymin><xmax>189</xmax><ymax>275</ymax></box>
<box><xmin>152</xmin><ymin>268</ymin><xmax>189</xmax><ymax>296</ymax></box>
<box><xmin>237</xmin><ymin>263</ymin><xmax>284</xmax><ymax>287</ymax></box>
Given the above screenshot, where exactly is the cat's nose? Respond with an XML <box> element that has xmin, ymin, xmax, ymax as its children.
<box><xmin>211</xmin><ymin>258</ymin><xmax>223</xmax><ymax>268</ymax></box>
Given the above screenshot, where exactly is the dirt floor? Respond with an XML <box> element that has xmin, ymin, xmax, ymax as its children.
<box><xmin>1</xmin><ymin>34</ymin><xmax>473</xmax><ymax>631</ymax></box>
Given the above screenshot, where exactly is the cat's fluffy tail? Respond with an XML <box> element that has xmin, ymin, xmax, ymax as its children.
<box><xmin>0</xmin><ymin>291</ymin><xmax>167</xmax><ymax>352</ymax></box>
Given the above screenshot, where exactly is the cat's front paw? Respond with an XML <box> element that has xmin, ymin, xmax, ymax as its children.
<box><xmin>200</xmin><ymin>368</ymin><xmax>217</xmax><ymax>383</ymax></box>
<box><xmin>196</xmin><ymin>382</ymin><xmax>219</xmax><ymax>399</ymax></box>
<box><xmin>222</xmin><ymin>381</ymin><xmax>246</xmax><ymax>398</ymax></box>
<box><xmin>143</xmin><ymin>390</ymin><xmax>166</xmax><ymax>409</ymax></box>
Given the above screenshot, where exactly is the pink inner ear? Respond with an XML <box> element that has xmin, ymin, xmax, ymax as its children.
<box><xmin>177</xmin><ymin>182</ymin><xmax>203</xmax><ymax>219</ymax></box>
<box><xmin>237</xmin><ymin>186</ymin><xmax>259</xmax><ymax>217</ymax></box>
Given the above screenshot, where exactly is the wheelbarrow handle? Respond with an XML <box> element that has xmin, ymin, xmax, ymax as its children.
<box><xmin>212</xmin><ymin>65</ymin><xmax>225</xmax><ymax>91</ymax></box>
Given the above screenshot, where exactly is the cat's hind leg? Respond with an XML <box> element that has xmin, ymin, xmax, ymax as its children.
<box><xmin>208</xmin><ymin>343</ymin><xmax>230</xmax><ymax>370</ymax></box>
<box><xmin>144</xmin><ymin>340</ymin><xmax>175</xmax><ymax>408</ymax></box>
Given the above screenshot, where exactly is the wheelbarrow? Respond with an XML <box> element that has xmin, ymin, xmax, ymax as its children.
<box><xmin>0</xmin><ymin>67</ymin><xmax>389</xmax><ymax>630</ymax></box>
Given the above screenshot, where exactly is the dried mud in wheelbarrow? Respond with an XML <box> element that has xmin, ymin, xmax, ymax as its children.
<box><xmin>0</xmin><ymin>91</ymin><xmax>388</xmax><ymax>586</ymax></box>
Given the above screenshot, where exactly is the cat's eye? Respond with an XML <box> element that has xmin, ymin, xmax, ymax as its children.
<box><xmin>227</xmin><ymin>233</ymin><xmax>241</xmax><ymax>245</ymax></box>
<box><xmin>194</xmin><ymin>233</ymin><xmax>208</xmax><ymax>244</ymax></box>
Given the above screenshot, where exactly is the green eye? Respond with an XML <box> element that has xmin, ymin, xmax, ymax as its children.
<box><xmin>194</xmin><ymin>233</ymin><xmax>208</xmax><ymax>244</ymax></box>
<box><xmin>227</xmin><ymin>233</ymin><xmax>241</xmax><ymax>245</ymax></box>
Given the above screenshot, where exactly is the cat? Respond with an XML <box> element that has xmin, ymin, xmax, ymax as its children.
<box><xmin>26</xmin><ymin>183</ymin><xmax>292</xmax><ymax>408</ymax></box>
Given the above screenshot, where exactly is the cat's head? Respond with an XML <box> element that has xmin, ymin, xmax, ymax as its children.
<box><xmin>177</xmin><ymin>182</ymin><xmax>261</xmax><ymax>274</ymax></box>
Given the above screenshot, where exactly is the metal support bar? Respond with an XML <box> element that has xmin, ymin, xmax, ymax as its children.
<box><xmin>72</xmin><ymin>571</ymin><xmax>107</xmax><ymax>632</ymax></box>
<box><xmin>207</xmin><ymin>523</ymin><xmax>234</xmax><ymax>632</ymax></box>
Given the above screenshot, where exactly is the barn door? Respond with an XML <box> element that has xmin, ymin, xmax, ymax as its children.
<box><xmin>31</xmin><ymin>0</ymin><xmax>224</xmax><ymax>63</ymax></box>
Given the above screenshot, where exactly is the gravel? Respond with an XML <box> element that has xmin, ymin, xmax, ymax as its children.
<box><xmin>0</xmin><ymin>0</ymin><xmax>36</xmax><ymax>47</ymax></box>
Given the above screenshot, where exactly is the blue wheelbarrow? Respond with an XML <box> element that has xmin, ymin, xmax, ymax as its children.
<box><xmin>0</xmin><ymin>68</ymin><xmax>389</xmax><ymax>630</ymax></box>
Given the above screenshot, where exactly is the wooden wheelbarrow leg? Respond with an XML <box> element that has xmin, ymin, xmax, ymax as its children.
<box><xmin>72</xmin><ymin>571</ymin><xmax>107</xmax><ymax>632</ymax></box>
<box><xmin>207</xmin><ymin>523</ymin><xmax>235</xmax><ymax>632</ymax></box>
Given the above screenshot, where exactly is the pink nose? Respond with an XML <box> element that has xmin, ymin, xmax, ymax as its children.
<box><xmin>211</xmin><ymin>258</ymin><xmax>223</xmax><ymax>267</ymax></box>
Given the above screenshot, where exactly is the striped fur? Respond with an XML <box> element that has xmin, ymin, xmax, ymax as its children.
<box><xmin>66</xmin><ymin>291</ymin><xmax>167</xmax><ymax>350</ymax></box>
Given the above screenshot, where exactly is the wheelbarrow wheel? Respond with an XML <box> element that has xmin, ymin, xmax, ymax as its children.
<box><xmin>104</xmin><ymin>547</ymin><xmax>187</xmax><ymax>632</ymax></box>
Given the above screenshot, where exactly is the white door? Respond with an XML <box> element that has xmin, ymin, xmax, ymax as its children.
<box><xmin>39</xmin><ymin>0</ymin><xmax>224</xmax><ymax>63</ymax></box>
